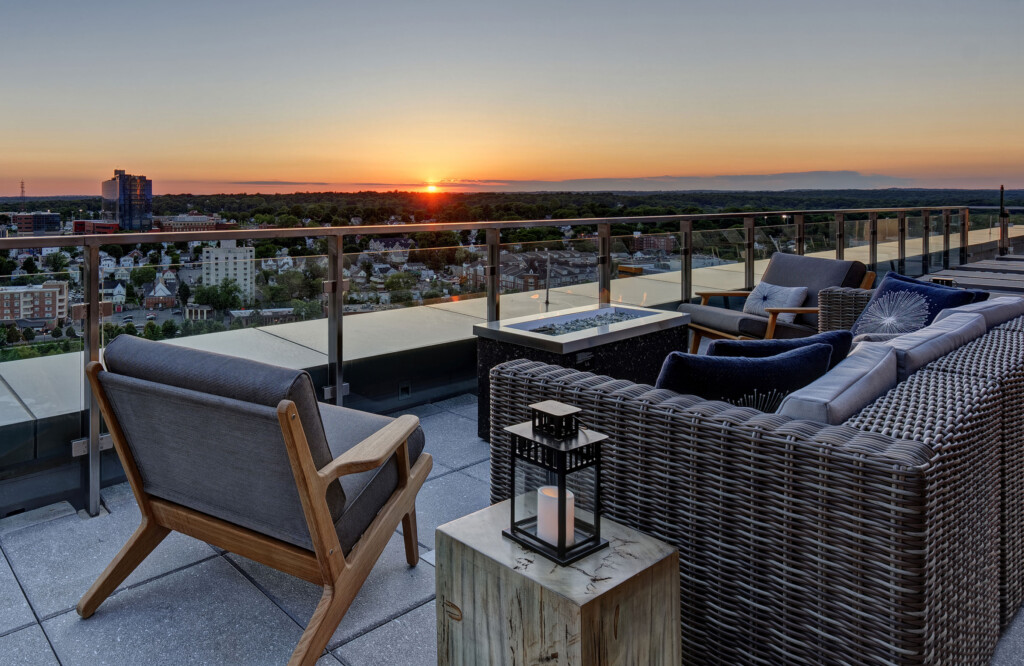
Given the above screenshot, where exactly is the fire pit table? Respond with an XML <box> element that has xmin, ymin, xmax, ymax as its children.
<box><xmin>473</xmin><ymin>304</ymin><xmax>689</xmax><ymax>439</ymax></box>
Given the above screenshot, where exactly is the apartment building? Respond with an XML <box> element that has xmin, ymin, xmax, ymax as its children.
<box><xmin>0</xmin><ymin>281</ymin><xmax>69</xmax><ymax>324</ymax></box>
<box><xmin>201</xmin><ymin>241</ymin><xmax>255</xmax><ymax>302</ymax></box>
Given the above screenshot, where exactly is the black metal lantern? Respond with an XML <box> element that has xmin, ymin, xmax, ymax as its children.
<box><xmin>502</xmin><ymin>400</ymin><xmax>608</xmax><ymax>565</ymax></box>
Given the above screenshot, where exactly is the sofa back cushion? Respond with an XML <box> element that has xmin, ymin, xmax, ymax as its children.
<box><xmin>707</xmin><ymin>330</ymin><xmax>853</xmax><ymax>370</ymax></box>
<box><xmin>850</xmin><ymin>273</ymin><xmax>976</xmax><ymax>337</ymax></box>
<box><xmin>883</xmin><ymin>312</ymin><xmax>988</xmax><ymax>381</ymax></box>
<box><xmin>777</xmin><ymin>343</ymin><xmax>898</xmax><ymax>425</ymax></box>
<box><xmin>932</xmin><ymin>296</ymin><xmax>1024</xmax><ymax>330</ymax></box>
<box><xmin>655</xmin><ymin>343</ymin><xmax>833</xmax><ymax>412</ymax></box>
<box><xmin>760</xmin><ymin>253</ymin><xmax>867</xmax><ymax>327</ymax></box>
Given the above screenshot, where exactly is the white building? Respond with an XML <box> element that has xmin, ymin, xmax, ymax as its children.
<box><xmin>201</xmin><ymin>240</ymin><xmax>255</xmax><ymax>302</ymax></box>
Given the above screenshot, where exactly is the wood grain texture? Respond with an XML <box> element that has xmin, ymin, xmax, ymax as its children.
<box><xmin>436</xmin><ymin>501</ymin><xmax>680</xmax><ymax>666</ymax></box>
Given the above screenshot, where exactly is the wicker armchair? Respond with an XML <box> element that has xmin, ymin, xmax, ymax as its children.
<box><xmin>816</xmin><ymin>285</ymin><xmax>874</xmax><ymax>332</ymax></box>
<box><xmin>488</xmin><ymin>348</ymin><xmax>1008</xmax><ymax>664</ymax></box>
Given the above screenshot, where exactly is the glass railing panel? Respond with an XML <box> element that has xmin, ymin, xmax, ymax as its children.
<box><xmin>609</xmin><ymin>232</ymin><xmax>682</xmax><ymax>307</ymax></box>
<box><xmin>842</xmin><ymin>216</ymin><xmax>870</xmax><ymax>266</ymax></box>
<box><xmin>690</xmin><ymin>226</ymin><xmax>746</xmax><ymax>295</ymax></box>
<box><xmin>904</xmin><ymin>215</ymin><xmax>926</xmax><ymax>277</ymax></box>
<box><xmin>1008</xmin><ymin>213</ymin><xmax>1024</xmax><ymax>255</ymax></box>
<box><xmin>0</xmin><ymin>246</ymin><xmax>85</xmax><ymax>478</ymax></box>
<box><xmin>947</xmin><ymin>212</ymin><xmax>963</xmax><ymax>268</ymax></box>
<box><xmin>875</xmin><ymin>216</ymin><xmax>899</xmax><ymax>279</ymax></box>
<box><xmin>928</xmin><ymin>214</ymin><xmax>946</xmax><ymax>272</ymax></box>
<box><xmin>803</xmin><ymin>219</ymin><xmax>837</xmax><ymax>258</ymax></box>
<box><xmin>497</xmin><ymin>237</ymin><xmax>599</xmax><ymax>318</ymax></box>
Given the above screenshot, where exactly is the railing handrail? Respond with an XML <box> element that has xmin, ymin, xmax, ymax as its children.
<box><xmin>0</xmin><ymin>206</ymin><xmax>965</xmax><ymax>251</ymax></box>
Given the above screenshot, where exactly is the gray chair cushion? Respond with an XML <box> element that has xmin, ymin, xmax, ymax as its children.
<box><xmin>98</xmin><ymin>371</ymin><xmax>316</xmax><ymax>548</ymax></box>
<box><xmin>102</xmin><ymin>336</ymin><xmax>345</xmax><ymax>527</ymax></box>
<box><xmin>679</xmin><ymin>303</ymin><xmax>769</xmax><ymax>338</ymax></box>
<box><xmin>932</xmin><ymin>296</ymin><xmax>1024</xmax><ymax>330</ymax></box>
<box><xmin>777</xmin><ymin>343</ymin><xmax>898</xmax><ymax>425</ymax></box>
<box><xmin>319</xmin><ymin>404</ymin><xmax>425</xmax><ymax>555</ymax></box>
<box><xmin>884</xmin><ymin>312</ymin><xmax>988</xmax><ymax>381</ymax></box>
<box><xmin>760</xmin><ymin>254</ymin><xmax>868</xmax><ymax>327</ymax></box>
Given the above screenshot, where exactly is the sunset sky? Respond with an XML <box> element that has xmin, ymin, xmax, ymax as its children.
<box><xmin>1</xmin><ymin>0</ymin><xmax>1022</xmax><ymax>196</ymax></box>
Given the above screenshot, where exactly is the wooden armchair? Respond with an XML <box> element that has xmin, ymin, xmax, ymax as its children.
<box><xmin>682</xmin><ymin>253</ymin><xmax>874</xmax><ymax>353</ymax></box>
<box><xmin>77</xmin><ymin>336</ymin><xmax>432</xmax><ymax>666</ymax></box>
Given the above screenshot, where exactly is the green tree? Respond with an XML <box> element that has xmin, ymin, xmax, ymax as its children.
<box><xmin>123</xmin><ymin>322</ymin><xmax>138</xmax><ymax>337</ymax></box>
<box><xmin>51</xmin><ymin>327</ymin><xmax>63</xmax><ymax>339</ymax></box>
<box><xmin>65</xmin><ymin>325</ymin><xmax>77</xmax><ymax>338</ymax></box>
<box><xmin>194</xmin><ymin>279</ymin><xmax>242</xmax><ymax>311</ymax></box>
<box><xmin>131</xmin><ymin>266</ymin><xmax>157</xmax><ymax>290</ymax></box>
<box><xmin>44</xmin><ymin>252</ymin><xmax>69</xmax><ymax>274</ymax></box>
<box><xmin>177</xmin><ymin>282</ymin><xmax>191</xmax><ymax>305</ymax></box>
<box><xmin>99</xmin><ymin>244</ymin><xmax>124</xmax><ymax>260</ymax></box>
<box><xmin>143</xmin><ymin>321</ymin><xmax>162</xmax><ymax>340</ymax></box>
<box><xmin>22</xmin><ymin>327</ymin><xmax>36</xmax><ymax>341</ymax></box>
<box><xmin>390</xmin><ymin>290</ymin><xmax>414</xmax><ymax>305</ymax></box>
<box><xmin>102</xmin><ymin>323</ymin><xmax>122</xmax><ymax>342</ymax></box>
<box><xmin>161</xmin><ymin>319</ymin><xmax>179</xmax><ymax>339</ymax></box>
<box><xmin>22</xmin><ymin>257</ymin><xmax>39</xmax><ymax>274</ymax></box>
<box><xmin>4</xmin><ymin>325</ymin><xmax>18</xmax><ymax>344</ymax></box>
<box><xmin>384</xmin><ymin>272</ymin><xmax>416</xmax><ymax>291</ymax></box>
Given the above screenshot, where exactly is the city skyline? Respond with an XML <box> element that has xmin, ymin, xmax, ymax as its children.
<box><xmin>2</xmin><ymin>0</ymin><xmax>1022</xmax><ymax>196</ymax></box>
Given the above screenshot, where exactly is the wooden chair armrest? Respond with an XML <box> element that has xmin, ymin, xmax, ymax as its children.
<box><xmin>317</xmin><ymin>414</ymin><xmax>420</xmax><ymax>484</ymax></box>
<box><xmin>695</xmin><ymin>290</ymin><xmax>751</xmax><ymax>305</ymax></box>
<box><xmin>764</xmin><ymin>307</ymin><xmax>820</xmax><ymax>315</ymax></box>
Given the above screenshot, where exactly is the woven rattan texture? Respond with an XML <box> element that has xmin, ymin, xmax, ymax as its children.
<box><xmin>845</xmin><ymin>368</ymin><xmax>1002</xmax><ymax>663</ymax></box>
<box><xmin>486</xmin><ymin>359</ymin><xmax>999</xmax><ymax>665</ymax></box>
<box><xmin>925</xmin><ymin>324</ymin><xmax>1024</xmax><ymax>627</ymax></box>
<box><xmin>818</xmin><ymin>286</ymin><xmax>874</xmax><ymax>332</ymax></box>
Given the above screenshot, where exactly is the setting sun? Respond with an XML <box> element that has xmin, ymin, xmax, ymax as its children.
<box><xmin>425</xmin><ymin>185</ymin><xmax>439</xmax><ymax>193</ymax></box>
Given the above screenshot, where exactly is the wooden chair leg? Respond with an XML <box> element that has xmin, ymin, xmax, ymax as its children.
<box><xmin>689</xmin><ymin>329</ymin><xmax>702</xmax><ymax>354</ymax></box>
<box><xmin>289</xmin><ymin>584</ymin><xmax>360</xmax><ymax>666</ymax></box>
<box><xmin>401</xmin><ymin>509</ymin><xmax>419</xmax><ymax>566</ymax></box>
<box><xmin>77</xmin><ymin>518</ymin><xmax>170</xmax><ymax>619</ymax></box>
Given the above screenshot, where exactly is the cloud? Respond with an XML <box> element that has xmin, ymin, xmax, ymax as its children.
<box><xmin>228</xmin><ymin>180</ymin><xmax>331</xmax><ymax>186</ymax></box>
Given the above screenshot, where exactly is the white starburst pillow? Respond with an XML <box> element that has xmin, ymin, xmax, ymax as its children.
<box><xmin>850</xmin><ymin>273</ymin><xmax>976</xmax><ymax>337</ymax></box>
<box><xmin>742</xmin><ymin>281</ymin><xmax>808</xmax><ymax>323</ymax></box>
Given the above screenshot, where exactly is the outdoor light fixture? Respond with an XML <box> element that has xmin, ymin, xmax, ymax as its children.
<box><xmin>502</xmin><ymin>400</ymin><xmax>608</xmax><ymax>565</ymax></box>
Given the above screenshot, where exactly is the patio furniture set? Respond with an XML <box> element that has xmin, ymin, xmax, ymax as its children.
<box><xmin>75</xmin><ymin>251</ymin><xmax>1024</xmax><ymax>664</ymax></box>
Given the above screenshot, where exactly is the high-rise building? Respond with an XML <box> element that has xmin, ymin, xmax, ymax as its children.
<box><xmin>201</xmin><ymin>241</ymin><xmax>255</xmax><ymax>303</ymax></box>
<box><xmin>0</xmin><ymin>281</ymin><xmax>69</xmax><ymax>323</ymax></box>
<box><xmin>13</xmin><ymin>212</ymin><xmax>62</xmax><ymax>235</ymax></box>
<box><xmin>101</xmin><ymin>169</ymin><xmax>153</xmax><ymax>231</ymax></box>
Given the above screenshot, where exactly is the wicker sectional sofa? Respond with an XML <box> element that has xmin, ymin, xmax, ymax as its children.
<box><xmin>487</xmin><ymin>288</ymin><xmax>1024</xmax><ymax>665</ymax></box>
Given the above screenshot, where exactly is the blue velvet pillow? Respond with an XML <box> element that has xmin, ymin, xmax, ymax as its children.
<box><xmin>886</xmin><ymin>271</ymin><xmax>989</xmax><ymax>303</ymax></box>
<box><xmin>706</xmin><ymin>330</ymin><xmax>853</xmax><ymax>370</ymax></box>
<box><xmin>850</xmin><ymin>273</ymin><xmax>976</xmax><ymax>337</ymax></box>
<box><xmin>655</xmin><ymin>343</ymin><xmax>833</xmax><ymax>412</ymax></box>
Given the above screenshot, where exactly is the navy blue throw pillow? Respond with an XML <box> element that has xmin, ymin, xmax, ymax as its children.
<box><xmin>655</xmin><ymin>343</ymin><xmax>833</xmax><ymax>412</ymax></box>
<box><xmin>706</xmin><ymin>330</ymin><xmax>853</xmax><ymax>370</ymax></box>
<box><xmin>850</xmin><ymin>273</ymin><xmax>976</xmax><ymax>337</ymax></box>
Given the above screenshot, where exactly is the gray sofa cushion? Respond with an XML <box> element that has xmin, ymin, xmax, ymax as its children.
<box><xmin>319</xmin><ymin>404</ymin><xmax>425</xmax><ymax>555</ymax></box>
<box><xmin>932</xmin><ymin>296</ymin><xmax>1024</xmax><ymax>330</ymax></box>
<box><xmin>777</xmin><ymin>343</ymin><xmax>898</xmax><ymax>425</ymax></box>
<box><xmin>760</xmin><ymin>253</ymin><xmax>868</xmax><ymax>327</ymax></box>
<box><xmin>102</xmin><ymin>336</ymin><xmax>345</xmax><ymax>523</ymax></box>
<box><xmin>884</xmin><ymin>312</ymin><xmax>988</xmax><ymax>381</ymax></box>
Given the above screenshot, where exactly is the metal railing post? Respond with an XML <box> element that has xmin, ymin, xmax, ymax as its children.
<box><xmin>960</xmin><ymin>208</ymin><xmax>970</xmax><ymax>265</ymax></box>
<box><xmin>1000</xmin><ymin>209</ymin><xmax>1010</xmax><ymax>256</ymax></box>
<box><xmin>597</xmin><ymin>223</ymin><xmax>611</xmax><ymax>304</ymax></box>
<box><xmin>794</xmin><ymin>214</ymin><xmax>805</xmax><ymax>255</ymax></box>
<box><xmin>82</xmin><ymin>243</ymin><xmax>101</xmax><ymax>517</ymax></box>
<box><xmin>921</xmin><ymin>210</ymin><xmax>931</xmax><ymax>274</ymax></box>
<box><xmin>868</xmin><ymin>212</ymin><xmax>878</xmax><ymax>273</ymax></box>
<box><xmin>897</xmin><ymin>211</ymin><xmax>907</xmax><ymax>275</ymax></box>
<box><xmin>326</xmin><ymin>234</ymin><xmax>344</xmax><ymax>405</ymax></box>
<box><xmin>486</xmin><ymin>228</ymin><xmax>500</xmax><ymax>321</ymax></box>
<box><xmin>942</xmin><ymin>209</ymin><xmax>952</xmax><ymax>269</ymax></box>
<box><xmin>835</xmin><ymin>213</ymin><xmax>845</xmax><ymax>260</ymax></box>
<box><xmin>743</xmin><ymin>217</ymin><xmax>755</xmax><ymax>290</ymax></box>
<box><xmin>680</xmin><ymin>219</ymin><xmax>692</xmax><ymax>304</ymax></box>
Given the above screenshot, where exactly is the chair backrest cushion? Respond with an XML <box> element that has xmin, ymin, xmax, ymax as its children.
<box><xmin>100</xmin><ymin>336</ymin><xmax>344</xmax><ymax>547</ymax></box>
<box><xmin>760</xmin><ymin>254</ymin><xmax>868</xmax><ymax>327</ymax></box>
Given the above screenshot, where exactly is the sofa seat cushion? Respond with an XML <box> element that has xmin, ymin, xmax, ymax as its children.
<box><xmin>655</xmin><ymin>344</ymin><xmax>833</xmax><ymax>412</ymax></box>
<box><xmin>319</xmin><ymin>403</ymin><xmax>426</xmax><ymax>555</ymax></box>
<box><xmin>707</xmin><ymin>330</ymin><xmax>853</xmax><ymax>370</ymax></box>
<box><xmin>932</xmin><ymin>296</ymin><xmax>1024</xmax><ymax>330</ymax></box>
<box><xmin>850</xmin><ymin>273</ymin><xmax>976</xmax><ymax>337</ymax></box>
<box><xmin>883</xmin><ymin>312</ymin><xmax>988</xmax><ymax>381</ymax></box>
<box><xmin>777</xmin><ymin>343</ymin><xmax>898</xmax><ymax>425</ymax></box>
<box><xmin>742</xmin><ymin>282</ymin><xmax>808</xmax><ymax>323</ymax></box>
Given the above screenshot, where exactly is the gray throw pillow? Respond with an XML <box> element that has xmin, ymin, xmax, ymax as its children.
<box><xmin>743</xmin><ymin>281</ymin><xmax>808</xmax><ymax>323</ymax></box>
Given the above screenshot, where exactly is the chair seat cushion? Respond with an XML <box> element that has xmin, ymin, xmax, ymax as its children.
<box><xmin>318</xmin><ymin>403</ymin><xmax>426</xmax><ymax>555</ymax></box>
<box><xmin>850</xmin><ymin>273</ymin><xmax>975</xmax><ymax>337</ymax></box>
<box><xmin>707</xmin><ymin>330</ymin><xmax>853</xmax><ymax>370</ymax></box>
<box><xmin>655</xmin><ymin>344</ymin><xmax>833</xmax><ymax>412</ymax></box>
<box><xmin>777</xmin><ymin>343</ymin><xmax>898</xmax><ymax>425</ymax></box>
<box><xmin>679</xmin><ymin>303</ymin><xmax>769</xmax><ymax>338</ymax></box>
<box><xmin>742</xmin><ymin>282</ymin><xmax>808</xmax><ymax>323</ymax></box>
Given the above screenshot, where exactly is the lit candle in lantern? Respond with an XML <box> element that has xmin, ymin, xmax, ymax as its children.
<box><xmin>537</xmin><ymin>486</ymin><xmax>575</xmax><ymax>546</ymax></box>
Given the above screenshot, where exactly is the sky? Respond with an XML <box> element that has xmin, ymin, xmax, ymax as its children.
<box><xmin>1</xmin><ymin>0</ymin><xmax>1022</xmax><ymax>196</ymax></box>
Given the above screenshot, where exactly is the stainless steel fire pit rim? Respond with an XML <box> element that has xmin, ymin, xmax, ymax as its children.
<box><xmin>473</xmin><ymin>304</ymin><xmax>690</xmax><ymax>354</ymax></box>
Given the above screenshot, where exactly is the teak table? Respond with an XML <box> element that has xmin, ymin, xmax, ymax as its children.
<box><xmin>435</xmin><ymin>501</ymin><xmax>680</xmax><ymax>665</ymax></box>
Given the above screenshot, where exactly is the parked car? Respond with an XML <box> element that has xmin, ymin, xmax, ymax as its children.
<box><xmin>145</xmin><ymin>314</ymin><xmax>157</xmax><ymax>321</ymax></box>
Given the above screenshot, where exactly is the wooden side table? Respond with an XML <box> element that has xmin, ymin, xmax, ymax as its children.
<box><xmin>436</xmin><ymin>501</ymin><xmax>680</xmax><ymax>665</ymax></box>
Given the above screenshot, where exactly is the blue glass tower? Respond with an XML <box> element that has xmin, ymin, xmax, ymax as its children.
<box><xmin>101</xmin><ymin>170</ymin><xmax>153</xmax><ymax>231</ymax></box>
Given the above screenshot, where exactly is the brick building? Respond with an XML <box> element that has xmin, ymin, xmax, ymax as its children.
<box><xmin>0</xmin><ymin>281</ymin><xmax>69</xmax><ymax>325</ymax></box>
